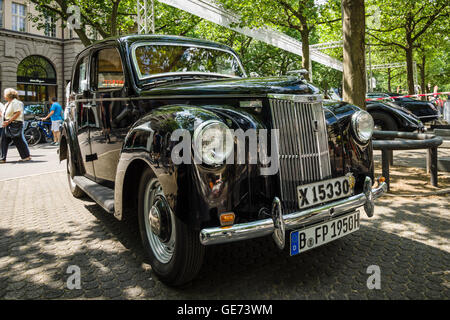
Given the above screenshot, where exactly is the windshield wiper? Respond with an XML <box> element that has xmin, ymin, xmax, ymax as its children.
<box><xmin>141</xmin><ymin>77</ymin><xmax>183</xmax><ymax>87</ymax></box>
<box><xmin>142</xmin><ymin>74</ymin><xmax>225</xmax><ymax>88</ymax></box>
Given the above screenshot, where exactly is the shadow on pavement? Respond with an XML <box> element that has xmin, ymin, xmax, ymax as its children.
<box><xmin>0</xmin><ymin>197</ymin><xmax>448</xmax><ymax>300</ymax></box>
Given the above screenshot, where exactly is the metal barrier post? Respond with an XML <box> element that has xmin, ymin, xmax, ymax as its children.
<box><xmin>430</xmin><ymin>147</ymin><xmax>438</xmax><ymax>187</ymax></box>
<box><xmin>381</xmin><ymin>149</ymin><xmax>390</xmax><ymax>191</ymax></box>
<box><xmin>444</xmin><ymin>101</ymin><xmax>450</xmax><ymax>123</ymax></box>
<box><xmin>373</xmin><ymin>130</ymin><xmax>443</xmax><ymax>191</ymax></box>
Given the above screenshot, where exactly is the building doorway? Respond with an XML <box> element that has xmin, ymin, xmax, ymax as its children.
<box><xmin>17</xmin><ymin>55</ymin><xmax>57</xmax><ymax>115</ymax></box>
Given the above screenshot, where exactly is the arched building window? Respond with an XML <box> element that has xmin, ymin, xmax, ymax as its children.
<box><xmin>17</xmin><ymin>55</ymin><xmax>57</xmax><ymax>110</ymax></box>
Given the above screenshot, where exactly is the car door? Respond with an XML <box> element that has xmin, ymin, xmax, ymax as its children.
<box><xmin>88</xmin><ymin>46</ymin><xmax>133</xmax><ymax>186</ymax></box>
<box><xmin>73</xmin><ymin>54</ymin><xmax>96</xmax><ymax>180</ymax></box>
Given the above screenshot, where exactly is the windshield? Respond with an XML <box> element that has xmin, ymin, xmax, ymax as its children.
<box><xmin>132</xmin><ymin>43</ymin><xmax>246</xmax><ymax>80</ymax></box>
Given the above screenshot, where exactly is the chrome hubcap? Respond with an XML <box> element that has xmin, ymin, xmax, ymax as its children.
<box><xmin>148</xmin><ymin>195</ymin><xmax>172</xmax><ymax>243</ymax></box>
<box><xmin>144</xmin><ymin>181</ymin><xmax>175</xmax><ymax>264</ymax></box>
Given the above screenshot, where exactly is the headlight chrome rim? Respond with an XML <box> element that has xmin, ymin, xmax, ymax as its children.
<box><xmin>351</xmin><ymin>110</ymin><xmax>374</xmax><ymax>143</ymax></box>
<box><xmin>193</xmin><ymin>120</ymin><xmax>234</xmax><ymax>166</ymax></box>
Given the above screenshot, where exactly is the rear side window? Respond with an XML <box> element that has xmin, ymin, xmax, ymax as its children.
<box><xmin>93</xmin><ymin>48</ymin><xmax>124</xmax><ymax>90</ymax></box>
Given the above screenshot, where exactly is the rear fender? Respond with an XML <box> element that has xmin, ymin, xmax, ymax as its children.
<box><xmin>59</xmin><ymin>120</ymin><xmax>84</xmax><ymax>176</ymax></box>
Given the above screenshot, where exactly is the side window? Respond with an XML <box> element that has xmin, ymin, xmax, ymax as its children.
<box><xmin>72</xmin><ymin>56</ymin><xmax>89</xmax><ymax>94</ymax></box>
<box><xmin>93</xmin><ymin>48</ymin><xmax>124</xmax><ymax>90</ymax></box>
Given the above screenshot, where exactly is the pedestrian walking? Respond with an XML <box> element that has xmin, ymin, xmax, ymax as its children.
<box><xmin>41</xmin><ymin>97</ymin><xmax>63</xmax><ymax>146</ymax></box>
<box><xmin>0</xmin><ymin>88</ymin><xmax>31</xmax><ymax>163</ymax></box>
<box><xmin>0</xmin><ymin>101</ymin><xmax>4</xmax><ymax>138</ymax></box>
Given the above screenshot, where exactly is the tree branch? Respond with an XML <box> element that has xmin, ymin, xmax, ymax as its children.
<box><xmin>366</xmin><ymin>32</ymin><xmax>406</xmax><ymax>50</ymax></box>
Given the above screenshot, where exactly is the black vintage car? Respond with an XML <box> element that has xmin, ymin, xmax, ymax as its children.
<box><xmin>322</xmin><ymin>97</ymin><xmax>424</xmax><ymax>132</ymax></box>
<box><xmin>60</xmin><ymin>35</ymin><xmax>387</xmax><ymax>286</ymax></box>
<box><xmin>366</xmin><ymin>92</ymin><xmax>439</xmax><ymax>123</ymax></box>
<box><xmin>366</xmin><ymin>100</ymin><xmax>424</xmax><ymax>132</ymax></box>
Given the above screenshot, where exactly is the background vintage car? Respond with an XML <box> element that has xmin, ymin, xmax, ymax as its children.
<box><xmin>60</xmin><ymin>35</ymin><xmax>386</xmax><ymax>286</ymax></box>
<box><xmin>322</xmin><ymin>92</ymin><xmax>424</xmax><ymax>132</ymax></box>
<box><xmin>366</xmin><ymin>92</ymin><xmax>439</xmax><ymax>123</ymax></box>
<box><xmin>366</xmin><ymin>100</ymin><xmax>424</xmax><ymax>132</ymax></box>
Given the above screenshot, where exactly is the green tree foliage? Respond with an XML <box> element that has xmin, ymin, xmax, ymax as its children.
<box><xmin>29</xmin><ymin>0</ymin><xmax>448</xmax><ymax>95</ymax></box>
<box><xmin>366</xmin><ymin>0</ymin><xmax>449</xmax><ymax>94</ymax></box>
<box><xmin>215</xmin><ymin>0</ymin><xmax>342</xmax><ymax>81</ymax></box>
<box><xmin>29</xmin><ymin>0</ymin><xmax>137</xmax><ymax>45</ymax></box>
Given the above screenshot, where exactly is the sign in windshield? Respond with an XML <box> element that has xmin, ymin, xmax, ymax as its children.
<box><xmin>132</xmin><ymin>43</ymin><xmax>245</xmax><ymax>80</ymax></box>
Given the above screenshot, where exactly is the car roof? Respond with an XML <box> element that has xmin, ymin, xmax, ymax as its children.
<box><xmin>76</xmin><ymin>34</ymin><xmax>236</xmax><ymax>59</ymax></box>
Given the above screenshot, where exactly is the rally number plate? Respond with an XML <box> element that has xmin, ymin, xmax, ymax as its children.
<box><xmin>297</xmin><ymin>175</ymin><xmax>354</xmax><ymax>210</ymax></box>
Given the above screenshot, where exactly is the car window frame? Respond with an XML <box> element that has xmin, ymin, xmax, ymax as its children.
<box><xmin>90</xmin><ymin>46</ymin><xmax>126</xmax><ymax>93</ymax></box>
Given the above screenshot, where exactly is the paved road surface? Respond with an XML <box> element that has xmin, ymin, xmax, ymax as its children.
<box><xmin>0</xmin><ymin>143</ymin><xmax>64</xmax><ymax>181</ymax></box>
<box><xmin>0</xmin><ymin>146</ymin><xmax>448</xmax><ymax>299</ymax></box>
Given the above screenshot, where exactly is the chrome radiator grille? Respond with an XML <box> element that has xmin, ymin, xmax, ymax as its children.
<box><xmin>269</xmin><ymin>94</ymin><xmax>332</xmax><ymax>212</ymax></box>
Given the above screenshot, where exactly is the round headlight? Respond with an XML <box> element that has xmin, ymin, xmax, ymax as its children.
<box><xmin>351</xmin><ymin>110</ymin><xmax>374</xmax><ymax>143</ymax></box>
<box><xmin>193</xmin><ymin>120</ymin><xmax>234</xmax><ymax>165</ymax></box>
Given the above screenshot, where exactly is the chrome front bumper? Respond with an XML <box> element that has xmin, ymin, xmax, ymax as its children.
<box><xmin>199</xmin><ymin>177</ymin><xmax>387</xmax><ymax>248</ymax></box>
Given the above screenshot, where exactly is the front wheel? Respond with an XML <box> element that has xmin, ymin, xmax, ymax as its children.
<box><xmin>24</xmin><ymin>127</ymin><xmax>41</xmax><ymax>147</ymax></box>
<box><xmin>371</xmin><ymin>112</ymin><xmax>398</xmax><ymax>132</ymax></box>
<box><xmin>138</xmin><ymin>169</ymin><xmax>205</xmax><ymax>286</ymax></box>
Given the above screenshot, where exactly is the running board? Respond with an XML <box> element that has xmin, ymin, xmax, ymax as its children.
<box><xmin>73</xmin><ymin>176</ymin><xmax>115</xmax><ymax>213</ymax></box>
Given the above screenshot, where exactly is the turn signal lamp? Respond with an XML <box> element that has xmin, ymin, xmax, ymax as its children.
<box><xmin>378</xmin><ymin>176</ymin><xmax>386</xmax><ymax>184</ymax></box>
<box><xmin>220</xmin><ymin>213</ymin><xmax>235</xmax><ymax>227</ymax></box>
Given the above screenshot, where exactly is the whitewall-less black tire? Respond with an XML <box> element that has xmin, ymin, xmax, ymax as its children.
<box><xmin>138</xmin><ymin>168</ymin><xmax>205</xmax><ymax>286</ymax></box>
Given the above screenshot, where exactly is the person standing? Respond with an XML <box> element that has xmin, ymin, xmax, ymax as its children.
<box><xmin>0</xmin><ymin>88</ymin><xmax>31</xmax><ymax>163</ymax></box>
<box><xmin>42</xmin><ymin>97</ymin><xmax>63</xmax><ymax>146</ymax></box>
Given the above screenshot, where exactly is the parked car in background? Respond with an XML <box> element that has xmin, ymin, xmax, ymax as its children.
<box><xmin>23</xmin><ymin>104</ymin><xmax>47</xmax><ymax>120</ymax></box>
<box><xmin>366</xmin><ymin>92</ymin><xmax>439</xmax><ymax>123</ymax></box>
<box><xmin>366</xmin><ymin>100</ymin><xmax>424</xmax><ymax>132</ymax></box>
<box><xmin>60</xmin><ymin>34</ymin><xmax>387</xmax><ymax>286</ymax></box>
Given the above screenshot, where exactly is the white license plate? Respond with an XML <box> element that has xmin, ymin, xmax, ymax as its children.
<box><xmin>297</xmin><ymin>175</ymin><xmax>354</xmax><ymax>210</ymax></box>
<box><xmin>290</xmin><ymin>211</ymin><xmax>360</xmax><ymax>256</ymax></box>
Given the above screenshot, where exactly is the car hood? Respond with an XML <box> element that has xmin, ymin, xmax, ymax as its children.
<box><xmin>139</xmin><ymin>76</ymin><xmax>320</xmax><ymax>97</ymax></box>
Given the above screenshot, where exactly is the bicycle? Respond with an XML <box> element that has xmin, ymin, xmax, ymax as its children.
<box><xmin>24</xmin><ymin>118</ymin><xmax>54</xmax><ymax>146</ymax></box>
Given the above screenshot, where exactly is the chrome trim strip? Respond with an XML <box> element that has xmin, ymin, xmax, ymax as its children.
<box><xmin>199</xmin><ymin>181</ymin><xmax>387</xmax><ymax>246</ymax></box>
<box><xmin>267</xmin><ymin>94</ymin><xmax>324</xmax><ymax>102</ymax></box>
<box><xmin>74</xmin><ymin>94</ymin><xmax>267</xmax><ymax>104</ymax></box>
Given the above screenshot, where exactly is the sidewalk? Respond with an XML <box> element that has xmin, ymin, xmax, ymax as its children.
<box><xmin>374</xmin><ymin>148</ymin><xmax>450</xmax><ymax>195</ymax></box>
<box><xmin>0</xmin><ymin>143</ymin><xmax>65</xmax><ymax>181</ymax></box>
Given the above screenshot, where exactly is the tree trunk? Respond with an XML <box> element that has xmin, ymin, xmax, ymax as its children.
<box><xmin>74</xmin><ymin>29</ymin><xmax>92</xmax><ymax>46</ymax></box>
<box><xmin>300</xmin><ymin>29</ymin><xmax>311</xmax><ymax>81</ymax></box>
<box><xmin>341</xmin><ymin>0</ymin><xmax>367</xmax><ymax>109</ymax></box>
<box><xmin>405</xmin><ymin>45</ymin><xmax>415</xmax><ymax>95</ymax></box>
<box><xmin>110</xmin><ymin>1</ymin><xmax>120</xmax><ymax>36</ymax></box>
<box><xmin>420</xmin><ymin>54</ymin><xmax>426</xmax><ymax>100</ymax></box>
<box><xmin>387</xmin><ymin>68</ymin><xmax>392</xmax><ymax>93</ymax></box>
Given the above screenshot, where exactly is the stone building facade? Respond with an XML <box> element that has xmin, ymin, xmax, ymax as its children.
<box><xmin>0</xmin><ymin>0</ymin><xmax>85</xmax><ymax>108</ymax></box>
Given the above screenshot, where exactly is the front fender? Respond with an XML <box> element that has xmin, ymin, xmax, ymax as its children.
<box><xmin>114</xmin><ymin>105</ymin><xmax>224</xmax><ymax>225</ymax></box>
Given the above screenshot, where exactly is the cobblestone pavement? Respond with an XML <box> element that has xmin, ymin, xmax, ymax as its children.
<box><xmin>0</xmin><ymin>171</ymin><xmax>449</xmax><ymax>300</ymax></box>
